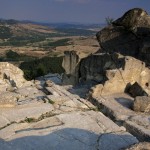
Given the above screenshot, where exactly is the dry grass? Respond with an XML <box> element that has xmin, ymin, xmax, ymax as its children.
<box><xmin>0</xmin><ymin>36</ymin><xmax>99</xmax><ymax>58</ymax></box>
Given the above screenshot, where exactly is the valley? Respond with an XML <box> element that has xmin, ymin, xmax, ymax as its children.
<box><xmin>0</xmin><ymin>19</ymin><xmax>100</xmax><ymax>79</ymax></box>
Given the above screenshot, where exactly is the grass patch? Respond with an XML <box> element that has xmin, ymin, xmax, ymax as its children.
<box><xmin>24</xmin><ymin>117</ymin><xmax>36</xmax><ymax>123</ymax></box>
<box><xmin>48</xmin><ymin>99</ymin><xmax>55</xmax><ymax>104</ymax></box>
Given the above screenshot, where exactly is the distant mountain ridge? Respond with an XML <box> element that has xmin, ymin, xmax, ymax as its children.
<box><xmin>0</xmin><ymin>18</ymin><xmax>98</xmax><ymax>47</ymax></box>
<box><xmin>1</xmin><ymin>19</ymin><xmax>104</xmax><ymax>29</ymax></box>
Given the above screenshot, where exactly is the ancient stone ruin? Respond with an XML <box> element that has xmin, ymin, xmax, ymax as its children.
<box><xmin>0</xmin><ymin>8</ymin><xmax>150</xmax><ymax>150</ymax></box>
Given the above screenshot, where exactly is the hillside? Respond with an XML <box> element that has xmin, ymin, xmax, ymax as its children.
<box><xmin>0</xmin><ymin>19</ymin><xmax>99</xmax><ymax>80</ymax></box>
<box><xmin>0</xmin><ymin>19</ymin><xmax>98</xmax><ymax>57</ymax></box>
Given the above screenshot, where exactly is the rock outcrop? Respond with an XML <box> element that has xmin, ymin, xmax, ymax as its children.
<box><xmin>62</xmin><ymin>51</ymin><xmax>91</xmax><ymax>85</ymax></box>
<box><xmin>79</xmin><ymin>53</ymin><xmax>117</xmax><ymax>83</ymax></box>
<box><xmin>0</xmin><ymin>62</ymin><xmax>34</xmax><ymax>107</ymax></box>
<box><xmin>96</xmin><ymin>8</ymin><xmax>150</xmax><ymax>64</ymax></box>
<box><xmin>62</xmin><ymin>51</ymin><xmax>80</xmax><ymax>85</ymax></box>
<box><xmin>0</xmin><ymin>62</ymin><xmax>27</xmax><ymax>91</ymax></box>
<box><xmin>84</xmin><ymin>54</ymin><xmax>150</xmax><ymax>97</ymax></box>
<box><xmin>62</xmin><ymin>10</ymin><xmax>150</xmax><ymax>97</ymax></box>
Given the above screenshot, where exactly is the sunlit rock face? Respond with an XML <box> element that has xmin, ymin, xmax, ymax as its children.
<box><xmin>90</xmin><ymin>55</ymin><xmax>150</xmax><ymax>97</ymax></box>
<box><xmin>62</xmin><ymin>51</ymin><xmax>80</xmax><ymax>85</ymax></box>
<box><xmin>0</xmin><ymin>62</ymin><xmax>27</xmax><ymax>92</ymax></box>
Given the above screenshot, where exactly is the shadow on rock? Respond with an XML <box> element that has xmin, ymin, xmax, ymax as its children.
<box><xmin>115</xmin><ymin>97</ymin><xmax>134</xmax><ymax>110</ymax></box>
<box><xmin>0</xmin><ymin>128</ymin><xmax>137</xmax><ymax>150</ymax></box>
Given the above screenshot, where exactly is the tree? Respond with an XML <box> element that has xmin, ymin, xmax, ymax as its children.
<box><xmin>105</xmin><ymin>17</ymin><xmax>114</xmax><ymax>25</ymax></box>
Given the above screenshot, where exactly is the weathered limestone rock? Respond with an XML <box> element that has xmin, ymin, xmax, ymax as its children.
<box><xmin>79</xmin><ymin>53</ymin><xmax>117</xmax><ymax>83</ymax></box>
<box><xmin>133</xmin><ymin>96</ymin><xmax>150</xmax><ymax>113</ymax></box>
<box><xmin>0</xmin><ymin>74</ymin><xmax>140</xmax><ymax>149</ymax></box>
<box><xmin>0</xmin><ymin>92</ymin><xmax>20</xmax><ymax>107</ymax></box>
<box><xmin>62</xmin><ymin>51</ymin><xmax>91</xmax><ymax>85</ymax></box>
<box><xmin>62</xmin><ymin>51</ymin><xmax>80</xmax><ymax>85</ymax></box>
<box><xmin>0</xmin><ymin>62</ymin><xmax>35</xmax><ymax>107</ymax></box>
<box><xmin>62</xmin><ymin>51</ymin><xmax>150</xmax><ymax>97</ymax></box>
<box><xmin>91</xmin><ymin>55</ymin><xmax>150</xmax><ymax>96</ymax></box>
<box><xmin>62</xmin><ymin>51</ymin><xmax>80</xmax><ymax>75</ymax></box>
<box><xmin>0</xmin><ymin>111</ymin><xmax>138</xmax><ymax>150</ymax></box>
<box><xmin>96</xmin><ymin>8</ymin><xmax>150</xmax><ymax>64</ymax></box>
<box><xmin>89</xmin><ymin>93</ymin><xmax>150</xmax><ymax>141</ymax></box>
<box><xmin>0</xmin><ymin>62</ymin><xmax>26</xmax><ymax>89</ymax></box>
<box><xmin>0</xmin><ymin>102</ymin><xmax>54</xmax><ymax>129</ymax></box>
<box><xmin>16</xmin><ymin>86</ymin><xmax>46</xmax><ymax>100</ymax></box>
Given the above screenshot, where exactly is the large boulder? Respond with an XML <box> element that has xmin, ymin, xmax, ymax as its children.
<box><xmin>113</xmin><ymin>8</ymin><xmax>150</xmax><ymax>33</ymax></box>
<box><xmin>96</xmin><ymin>8</ymin><xmax>150</xmax><ymax>64</ymax></box>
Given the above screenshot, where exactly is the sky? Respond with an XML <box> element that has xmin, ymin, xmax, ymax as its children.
<box><xmin>0</xmin><ymin>0</ymin><xmax>150</xmax><ymax>24</ymax></box>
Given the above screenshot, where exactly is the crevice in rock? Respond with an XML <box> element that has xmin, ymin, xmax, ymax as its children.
<box><xmin>0</xmin><ymin>111</ymin><xmax>58</xmax><ymax>131</ymax></box>
<box><xmin>15</xmin><ymin>122</ymin><xmax>64</xmax><ymax>134</ymax></box>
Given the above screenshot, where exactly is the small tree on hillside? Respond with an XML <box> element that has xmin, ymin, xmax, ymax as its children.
<box><xmin>105</xmin><ymin>17</ymin><xmax>114</xmax><ymax>25</ymax></box>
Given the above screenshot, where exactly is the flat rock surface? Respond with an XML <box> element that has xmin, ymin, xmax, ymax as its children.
<box><xmin>0</xmin><ymin>101</ymin><xmax>54</xmax><ymax>129</ymax></box>
<box><xmin>0</xmin><ymin>80</ymin><xmax>139</xmax><ymax>150</ymax></box>
<box><xmin>0</xmin><ymin>111</ymin><xmax>138</xmax><ymax>150</ymax></box>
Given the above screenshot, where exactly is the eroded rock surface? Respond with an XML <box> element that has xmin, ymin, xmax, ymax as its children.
<box><xmin>0</xmin><ymin>92</ymin><xmax>20</xmax><ymax>107</ymax></box>
<box><xmin>0</xmin><ymin>62</ymin><xmax>27</xmax><ymax>90</ymax></box>
<box><xmin>89</xmin><ymin>93</ymin><xmax>150</xmax><ymax>142</ymax></box>
<box><xmin>90</xmin><ymin>55</ymin><xmax>150</xmax><ymax>96</ymax></box>
<box><xmin>62</xmin><ymin>51</ymin><xmax>90</xmax><ymax>85</ymax></box>
<box><xmin>0</xmin><ymin>70</ymin><xmax>139</xmax><ymax>150</ymax></box>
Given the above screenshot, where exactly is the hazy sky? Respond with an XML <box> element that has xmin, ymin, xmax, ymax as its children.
<box><xmin>0</xmin><ymin>0</ymin><xmax>150</xmax><ymax>23</ymax></box>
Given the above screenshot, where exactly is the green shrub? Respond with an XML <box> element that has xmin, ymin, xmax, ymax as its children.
<box><xmin>20</xmin><ymin>56</ymin><xmax>64</xmax><ymax>80</ymax></box>
<box><xmin>6</xmin><ymin>50</ymin><xmax>20</xmax><ymax>59</ymax></box>
<box><xmin>105</xmin><ymin>17</ymin><xmax>114</xmax><ymax>25</ymax></box>
<box><xmin>0</xmin><ymin>26</ymin><xmax>12</xmax><ymax>39</ymax></box>
<box><xmin>4</xmin><ymin>50</ymin><xmax>35</xmax><ymax>61</ymax></box>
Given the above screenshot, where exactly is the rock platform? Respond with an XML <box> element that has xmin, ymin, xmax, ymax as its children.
<box><xmin>0</xmin><ymin>77</ymin><xmax>139</xmax><ymax>150</ymax></box>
